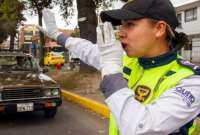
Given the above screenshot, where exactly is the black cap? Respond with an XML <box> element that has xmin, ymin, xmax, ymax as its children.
<box><xmin>100</xmin><ymin>0</ymin><xmax>179</xmax><ymax>29</ymax></box>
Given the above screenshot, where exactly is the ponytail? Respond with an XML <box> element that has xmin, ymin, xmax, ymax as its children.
<box><xmin>171</xmin><ymin>31</ymin><xmax>189</xmax><ymax>50</ymax></box>
<box><xmin>166</xmin><ymin>24</ymin><xmax>189</xmax><ymax>50</ymax></box>
<box><xmin>148</xmin><ymin>18</ymin><xmax>189</xmax><ymax>51</ymax></box>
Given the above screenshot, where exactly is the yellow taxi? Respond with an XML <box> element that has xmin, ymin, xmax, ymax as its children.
<box><xmin>44</xmin><ymin>45</ymin><xmax>65</xmax><ymax>66</ymax></box>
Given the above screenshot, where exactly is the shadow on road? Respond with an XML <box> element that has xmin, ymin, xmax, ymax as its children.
<box><xmin>0</xmin><ymin>111</ymin><xmax>53</xmax><ymax>124</ymax></box>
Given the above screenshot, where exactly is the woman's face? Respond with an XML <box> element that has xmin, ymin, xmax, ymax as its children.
<box><xmin>119</xmin><ymin>18</ymin><xmax>160</xmax><ymax>57</ymax></box>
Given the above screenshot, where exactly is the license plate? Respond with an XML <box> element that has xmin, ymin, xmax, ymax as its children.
<box><xmin>17</xmin><ymin>103</ymin><xmax>34</xmax><ymax>112</ymax></box>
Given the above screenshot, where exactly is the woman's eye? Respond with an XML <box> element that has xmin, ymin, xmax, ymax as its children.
<box><xmin>124</xmin><ymin>22</ymin><xmax>135</xmax><ymax>28</ymax></box>
<box><xmin>127</xmin><ymin>22</ymin><xmax>134</xmax><ymax>26</ymax></box>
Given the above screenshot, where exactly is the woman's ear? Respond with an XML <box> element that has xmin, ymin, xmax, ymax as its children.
<box><xmin>154</xmin><ymin>21</ymin><xmax>167</xmax><ymax>38</ymax></box>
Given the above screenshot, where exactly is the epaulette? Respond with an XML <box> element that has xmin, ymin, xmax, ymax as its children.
<box><xmin>177</xmin><ymin>59</ymin><xmax>200</xmax><ymax>75</ymax></box>
<box><xmin>123</xmin><ymin>66</ymin><xmax>132</xmax><ymax>76</ymax></box>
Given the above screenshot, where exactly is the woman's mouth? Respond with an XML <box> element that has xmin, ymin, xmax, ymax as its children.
<box><xmin>122</xmin><ymin>43</ymin><xmax>128</xmax><ymax>50</ymax></box>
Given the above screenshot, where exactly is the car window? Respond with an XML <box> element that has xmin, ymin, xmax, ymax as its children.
<box><xmin>0</xmin><ymin>56</ymin><xmax>38</xmax><ymax>72</ymax></box>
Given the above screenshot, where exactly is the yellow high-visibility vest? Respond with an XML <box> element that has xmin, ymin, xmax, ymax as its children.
<box><xmin>109</xmin><ymin>55</ymin><xmax>196</xmax><ymax>135</ymax></box>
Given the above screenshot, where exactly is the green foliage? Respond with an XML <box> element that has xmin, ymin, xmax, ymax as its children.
<box><xmin>0</xmin><ymin>0</ymin><xmax>25</xmax><ymax>43</ymax></box>
<box><xmin>95</xmin><ymin>0</ymin><xmax>116</xmax><ymax>10</ymax></box>
<box><xmin>57</xmin><ymin>0</ymin><xmax>118</xmax><ymax>23</ymax></box>
<box><xmin>0</xmin><ymin>0</ymin><xmax>25</xmax><ymax>27</ymax></box>
<box><xmin>25</xmin><ymin>0</ymin><xmax>55</xmax><ymax>14</ymax></box>
<box><xmin>55</xmin><ymin>0</ymin><xmax>74</xmax><ymax>24</ymax></box>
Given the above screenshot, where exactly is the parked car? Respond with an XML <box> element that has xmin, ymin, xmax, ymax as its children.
<box><xmin>0</xmin><ymin>50</ymin><xmax>62</xmax><ymax>118</ymax></box>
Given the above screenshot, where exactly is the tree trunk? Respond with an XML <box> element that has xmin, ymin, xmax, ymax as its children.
<box><xmin>77</xmin><ymin>0</ymin><xmax>97</xmax><ymax>72</ymax></box>
<box><xmin>9</xmin><ymin>30</ymin><xmax>16</xmax><ymax>51</ymax></box>
<box><xmin>38</xmin><ymin>11</ymin><xmax>45</xmax><ymax>67</ymax></box>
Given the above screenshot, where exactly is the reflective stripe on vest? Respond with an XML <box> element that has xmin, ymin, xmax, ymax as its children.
<box><xmin>109</xmin><ymin>56</ymin><xmax>195</xmax><ymax>135</ymax></box>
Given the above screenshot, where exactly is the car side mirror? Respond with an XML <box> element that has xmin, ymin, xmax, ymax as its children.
<box><xmin>42</xmin><ymin>68</ymin><xmax>49</xmax><ymax>73</ymax></box>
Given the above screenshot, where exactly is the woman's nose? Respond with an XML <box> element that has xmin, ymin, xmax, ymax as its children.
<box><xmin>118</xmin><ymin>29</ymin><xmax>127</xmax><ymax>40</ymax></box>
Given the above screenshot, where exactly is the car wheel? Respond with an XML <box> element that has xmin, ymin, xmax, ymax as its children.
<box><xmin>44</xmin><ymin>108</ymin><xmax>57</xmax><ymax>118</ymax></box>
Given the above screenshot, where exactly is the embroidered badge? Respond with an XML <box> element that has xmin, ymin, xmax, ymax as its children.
<box><xmin>173</xmin><ymin>87</ymin><xmax>195</xmax><ymax>107</ymax></box>
<box><xmin>135</xmin><ymin>85</ymin><xmax>151</xmax><ymax>102</ymax></box>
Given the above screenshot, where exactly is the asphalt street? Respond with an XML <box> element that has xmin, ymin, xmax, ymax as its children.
<box><xmin>0</xmin><ymin>100</ymin><xmax>108</xmax><ymax>135</ymax></box>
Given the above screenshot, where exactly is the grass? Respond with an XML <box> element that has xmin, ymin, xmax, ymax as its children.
<box><xmin>47</xmin><ymin>66</ymin><xmax>99</xmax><ymax>90</ymax></box>
<box><xmin>47</xmin><ymin>68</ymin><xmax>79</xmax><ymax>89</ymax></box>
<box><xmin>57</xmin><ymin>72</ymin><xmax>79</xmax><ymax>89</ymax></box>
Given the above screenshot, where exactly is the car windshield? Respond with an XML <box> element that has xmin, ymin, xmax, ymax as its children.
<box><xmin>0</xmin><ymin>55</ymin><xmax>38</xmax><ymax>72</ymax></box>
<box><xmin>44</xmin><ymin>47</ymin><xmax>64</xmax><ymax>53</ymax></box>
<box><xmin>51</xmin><ymin>47</ymin><xmax>64</xmax><ymax>53</ymax></box>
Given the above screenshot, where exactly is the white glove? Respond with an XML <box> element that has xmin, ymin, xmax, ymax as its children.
<box><xmin>97</xmin><ymin>22</ymin><xmax>123</xmax><ymax>78</ymax></box>
<box><xmin>37</xmin><ymin>8</ymin><xmax>61</xmax><ymax>40</ymax></box>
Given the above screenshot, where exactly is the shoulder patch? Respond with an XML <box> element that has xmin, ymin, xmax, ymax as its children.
<box><xmin>177</xmin><ymin>59</ymin><xmax>200</xmax><ymax>75</ymax></box>
<box><xmin>123</xmin><ymin>66</ymin><xmax>132</xmax><ymax>75</ymax></box>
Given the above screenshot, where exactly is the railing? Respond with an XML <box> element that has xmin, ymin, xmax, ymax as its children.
<box><xmin>181</xmin><ymin>39</ymin><xmax>200</xmax><ymax>64</ymax></box>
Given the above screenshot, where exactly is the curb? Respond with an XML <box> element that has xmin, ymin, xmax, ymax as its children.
<box><xmin>61</xmin><ymin>90</ymin><xmax>110</xmax><ymax>118</ymax></box>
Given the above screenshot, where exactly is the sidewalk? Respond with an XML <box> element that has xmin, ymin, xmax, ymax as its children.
<box><xmin>69</xmin><ymin>88</ymin><xmax>106</xmax><ymax>104</ymax></box>
<box><xmin>61</xmin><ymin>90</ymin><xmax>110</xmax><ymax>118</ymax></box>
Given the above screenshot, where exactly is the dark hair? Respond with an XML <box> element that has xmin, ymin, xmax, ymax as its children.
<box><xmin>148</xmin><ymin>18</ymin><xmax>189</xmax><ymax>51</ymax></box>
<box><xmin>170</xmin><ymin>31</ymin><xmax>189</xmax><ymax>50</ymax></box>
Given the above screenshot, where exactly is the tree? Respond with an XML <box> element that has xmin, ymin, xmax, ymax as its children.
<box><xmin>25</xmin><ymin>0</ymin><xmax>56</xmax><ymax>66</ymax></box>
<box><xmin>0</xmin><ymin>0</ymin><xmax>25</xmax><ymax>49</ymax></box>
<box><xmin>58</xmin><ymin>0</ymin><xmax>116</xmax><ymax>71</ymax></box>
<box><xmin>0</xmin><ymin>0</ymin><xmax>9</xmax><ymax>44</ymax></box>
<box><xmin>0</xmin><ymin>20</ymin><xmax>8</xmax><ymax>44</ymax></box>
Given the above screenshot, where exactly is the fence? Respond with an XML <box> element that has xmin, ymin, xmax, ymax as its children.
<box><xmin>181</xmin><ymin>38</ymin><xmax>200</xmax><ymax>63</ymax></box>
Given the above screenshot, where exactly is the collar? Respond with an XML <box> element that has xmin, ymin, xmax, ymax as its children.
<box><xmin>138</xmin><ymin>51</ymin><xmax>177</xmax><ymax>69</ymax></box>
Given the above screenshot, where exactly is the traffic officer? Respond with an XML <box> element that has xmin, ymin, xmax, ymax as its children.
<box><xmin>38</xmin><ymin>0</ymin><xmax>200</xmax><ymax>134</ymax></box>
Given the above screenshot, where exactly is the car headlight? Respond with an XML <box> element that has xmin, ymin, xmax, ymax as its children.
<box><xmin>52</xmin><ymin>89</ymin><xmax>59</xmax><ymax>96</ymax></box>
<box><xmin>44</xmin><ymin>88</ymin><xmax>60</xmax><ymax>97</ymax></box>
<box><xmin>44</xmin><ymin>89</ymin><xmax>51</xmax><ymax>96</ymax></box>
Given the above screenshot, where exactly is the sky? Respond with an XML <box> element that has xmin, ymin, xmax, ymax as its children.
<box><xmin>24</xmin><ymin>0</ymin><xmax>189</xmax><ymax>30</ymax></box>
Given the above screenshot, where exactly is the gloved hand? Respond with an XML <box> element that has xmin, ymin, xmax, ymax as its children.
<box><xmin>97</xmin><ymin>22</ymin><xmax>123</xmax><ymax>78</ymax></box>
<box><xmin>37</xmin><ymin>8</ymin><xmax>62</xmax><ymax>41</ymax></box>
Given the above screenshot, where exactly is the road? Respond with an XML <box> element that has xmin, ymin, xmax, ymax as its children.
<box><xmin>0</xmin><ymin>100</ymin><xmax>108</xmax><ymax>135</ymax></box>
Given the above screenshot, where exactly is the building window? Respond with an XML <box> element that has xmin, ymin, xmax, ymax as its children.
<box><xmin>177</xmin><ymin>13</ymin><xmax>182</xmax><ymax>28</ymax></box>
<box><xmin>185</xmin><ymin>8</ymin><xmax>197</xmax><ymax>22</ymax></box>
<box><xmin>24</xmin><ymin>31</ymin><xmax>33</xmax><ymax>36</ymax></box>
<box><xmin>24</xmin><ymin>36</ymin><xmax>32</xmax><ymax>42</ymax></box>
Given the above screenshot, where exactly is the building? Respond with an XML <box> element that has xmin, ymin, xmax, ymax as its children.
<box><xmin>19</xmin><ymin>24</ymin><xmax>39</xmax><ymax>54</ymax></box>
<box><xmin>175</xmin><ymin>0</ymin><xmax>200</xmax><ymax>62</ymax></box>
<box><xmin>19</xmin><ymin>24</ymin><xmax>74</xmax><ymax>57</ymax></box>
